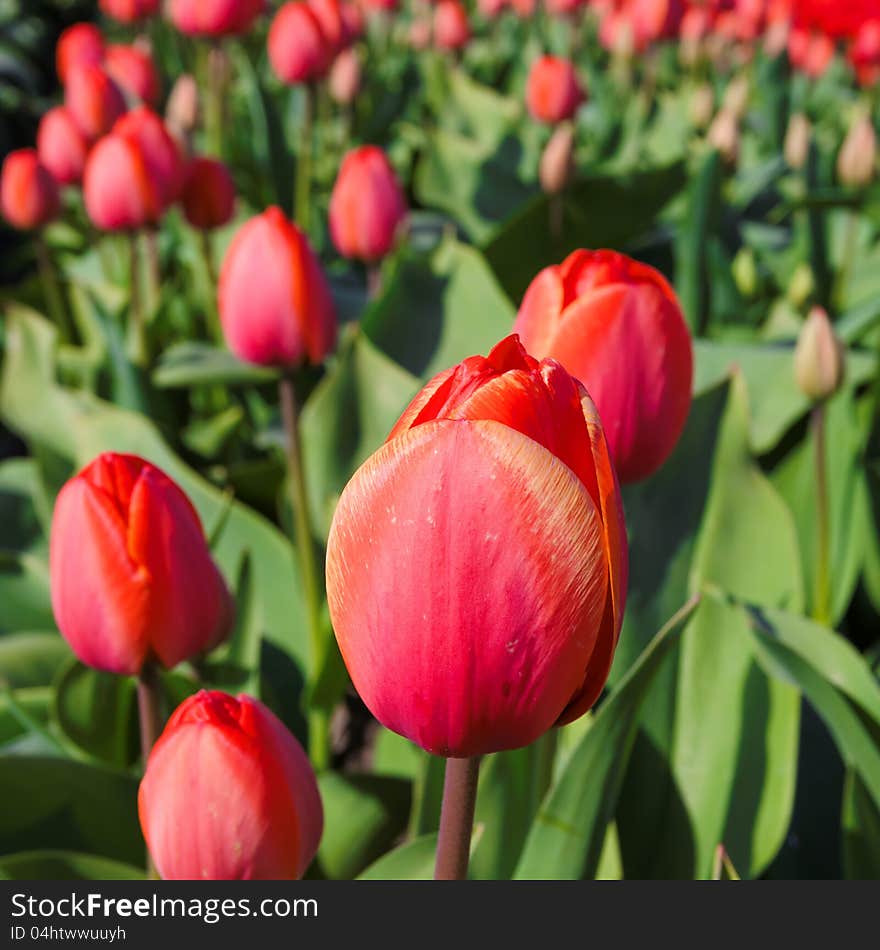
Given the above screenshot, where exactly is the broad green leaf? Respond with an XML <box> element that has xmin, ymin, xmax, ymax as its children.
<box><xmin>842</xmin><ymin>771</ymin><xmax>880</xmax><ymax>880</ymax></box>
<box><xmin>0</xmin><ymin>551</ymin><xmax>55</xmax><ymax>635</ymax></box>
<box><xmin>0</xmin><ymin>850</ymin><xmax>145</xmax><ymax>881</ymax></box>
<box><xmin>358</xmin><ymin>833</ymin><xmax>439</xmax><ymax>881</ymax></box>
<box><xmin>152</xmin><ymin>342</ymin><xmax>279</xmax><ymax>389</ymax></box>
<box><xmin>0</xmin><ymin>633</ymin><xmax>70</xmax><ymax>688</ymax></box>
<box><xmin>0</xmin><ymin>688</ymin><xmax>52</xmax><ymax>747</ymax></box>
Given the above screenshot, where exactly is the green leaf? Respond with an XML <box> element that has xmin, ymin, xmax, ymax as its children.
<box><xmin>0</xmin><ymin>850</ymin><xmax>145</xmax><ymax>881</ymax></box>
<box><xmin>0</xmin><ymin>633</ymin><xmax>70</xmax><ymax>689</ymax></box>
<box><xmin>153</xmin><ymin>342</ymin><xmax>279</xmax><ymax>389</ymax></box>
<box><xmin>0</xmin><ymin>551</ymin><xmax>55</xmax><ymax>635</ymax></box>
<box><xmin>357</xmin><ymin>833</ymin><xmax>439</xmax><ymax>881</ymax></box>
<box><xmin>842</xmin><ymin>771</ymin><xmax>880</xmax><ymax>880</ymax></box>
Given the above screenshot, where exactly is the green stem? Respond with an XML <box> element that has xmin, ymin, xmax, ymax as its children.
<box><xmin>136</xmin><ymin>662</ymin><xmax>163</xmax><ymax>879</ymax></box>
<box><xmin>812</xmin><ymin>403</ymin><xmax>832</xmax><ymax>625</ymax></box>
<box><xmin>295</xmin><ymin>85</ymin><xmax>315</xmax><ymax>233</ymax></box>
<box><xmin>34</xmin><ymin>233</ymin><xmax>72</xmax><ymax>343</ymax></box>
<box><xmin>833</xmin><ymin>209</ymin><xmax>860</xmax><ymax>312</ymax></box>
<box><xmin>198</xmin><ymin>229</ymin><xmax>222</xmax><ymax>342</ymax></box>
<box><xmin>142</xmin><ymin>228</ymin><xmax>161</xmax><ymax>313</ymax></box>
<box><xmin>205</xmin><ymin>41</ymin><xmax>226</xmax><ymax>159</ymax></box>
<box><xmin>278</xmin><ymin>374</ymin><xmax>329</xmax><ymax>770</ymax></box>
<box><xmin>434</xmin><ymin>756</ymin><xmax>481</xmax><ymax>880</ymax></box>
<box><xmin>529</xmin><ymin>728</ymin><xmax>558</xmax><ymax>818</ymax></box>
<box><xmin>128</xmin><ymin>232</ymin><xmax>148</xmax><ymax>368</ymax></box>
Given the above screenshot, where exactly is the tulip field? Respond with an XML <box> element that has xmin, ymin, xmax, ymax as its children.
<box><xmin>2</xmin><ymin>0</ymin><xmax>880</xmax><ymax>884</ymax></box>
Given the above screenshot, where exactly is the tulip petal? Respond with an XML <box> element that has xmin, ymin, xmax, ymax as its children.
<box><xmin>326</xmin><ymin>418</ymin><xmax>609</xmax><ymax>757</ymax></box>
<box><xmin>513</xmin><ymin>265</ymin><xmax>565</xmax><ymax>360</ymax></box>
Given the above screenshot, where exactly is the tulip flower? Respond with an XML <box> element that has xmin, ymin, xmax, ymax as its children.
<box><xmin>849</xmin><ymin>20</ymin><xmax>880</xmax><ymax>85</ymax></box>
<box><xmin>105</xmin><ymin>44</ymin><xmax>162</xmax><ymax>107</ymax></box>
<box><xmin>181</xmin><ymin>156</ymin><xmax>236</xmax><ymax>231</ymax></box>
<box><xmin>434</xmin><ymin>0</ymin><xmax>471</xmax><ymax>51</ymax></box>
<box><xmin>268</xmin><ymin>2</ymin><xmax>332</xmax><ymax>84</ymax></box>
<box><xmin>49</xmin><ymin>453</ymin><xmax>233</xmax><ymax>677</ymax></box>
<box><xmin>328</xmin><ymin>48</ymin><xmax>362</xmax><ymax>105</ymax></box>
<box><xmin>218</xmin><ymin>206</ymin><xmax>337</xmax><ymax>368</ymax></box>
<box><xmin>139</xmin><ymin>691</ymin><xmax>323</xmax><ymax>880</ymax></box>
<box><xmin>165</xmin><ymin>75</ymin><xmax>200</xmax><ymax>152</ymax></box>
<box><xmin>113</xmin><ymin>107</ymin><xmax>185</xmax><ymax>211</ymax></box>
<box><xmin>326</xmin><ymin>334</ymin><xmax>628</xmax><ymax>758</ymax></box>
<box><xmin>307</xmin><ymin>0</ymin><xmax>348</xmax><ymax>54</ymax></box>
<box><xmin>794</xmin><ymin>306</ymin><xmax>845</xmax><ymax>403</ymax></box>
<box><xmin>526</xmin><ymin>55</ymin><xmax>585</xmax><ymax>124</ymax></box>
<box><xmin>100</xmin><ymin>0</ymin><xmax>161</xmax><ymax>22</ymax></box>
<box><xmin>64</xmin><ymin>64</ymin><xmax>127</xmax><ymax>143</ymax></box>
<box><xmin>0</xmin><ymin>150</ymin><xmax>60</xmax><ymax>231</ymax></box>
<box><xmin>83</xmin><ymin>134</ymin><xmax>160</xmax><ymax>232</ymax></box>
<box><xmin>787</xmin><ymin>27</ymin><xmax>835</xmax><ymax>78</ymax></box>
<box><xmin>329</xmin><ymin>146</ymin><xmax>407</xmax><ymax>264</ymax></box>
<box><xmin>837</xmin><ymin>112</ymin><xmax>877</xmax><ymax>188</ymax></box>
<box><xmin>512</xmin><ymin>249</ymin><xmax>693</xmax><ymax>483</ymax></box>
<box><xmin>36</xmin><ymin>107</ymin><xmax>89</xmax><ymax>187</ymax></box>
<box><xmin>56</xmin><ymin>23</ymin><xmax>104</xmax><ymax>84</ymax></box>
<box><xmin>167</xmin><ymin>0</ymin><xmax>265</xmax><ymax>36</ymax></box>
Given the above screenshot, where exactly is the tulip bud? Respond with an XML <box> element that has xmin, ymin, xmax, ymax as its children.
<box><xmin>787</xmin><ymin>263</ymin><xmax>815</xmax><ymax>309</ymax></box>
<box><xmin>268</xmin><ymin>2</ymin><xmax>332</xmax><ymax>85</ymax></box>
<box><xmin>99</xmin><ymin>0</ymin><xmax>160</xmax><ymax>22</ymax></box>
<box><xmin>64</xmin><ymin>64</ymin><xmax>128</xmax><ymax>143</ymax></box>
<box><xmin>50</xmin><ymin>453</ymin><xmax>233</xmax><ymax>676</ymax></box>
<box><xmin>526</xmin><ymin>55</ymin><xmax>585</xmax><ymax>125</ymax></box>
<box><xmin>113</xmin><ymin>107</ymin><xmax>185</xmax><ymax>210</ymax></box>
<box><xmin>181</xmin><ymin>156</ymin><xmax>236</xmax><ymax>231</ymax></box>
<box><xmin>56</xmin><ymin>23</ymin><xmax>104</xmax><ymax>84</ymax></box>
<box><xmin>732</xmin><ymin>246</ymin><xmax>758</xmax><ymax>298</ymax></box>
<box><xmin>513</xmin><ymin>249</ymin><xmax>693</xmax><ymax>483</ymax></box>
<box><xmin>722</xmin><ymin>74</ymin><xmax>750</xmax><ymax>121</ymax></box>
<box><xmin>139</xmin><ymin>691</ymin><xmax>323</xmax><ymax>880</ymax></box>
<box><xmin>219</xmin><ymin>206</ymin><xmax>337</xmax><ymax>367</ymax></box>
<box><xmin>307</xmin><ymin>0</ymin><xmax>348</xmax><ymax>54</ymax></box>
<box><xmin>328</xmin><ymin>48</ymin><xmax>361</xmax><ymax>105</ymax></box>
<box><xmin>0</xmin><ymin>150</ymin><xmax>60</xmax><ymax>231</ymax></box>
<box><xmin>539</xmin><ymin>122</ymin><xmax>576</xmax><ymax>195</ymax></box>
<box><xmin>434</xmin><ymin>0</ymin><xmax>471</xmax><ymax>51</ymax></box>
<box><xmin>794</xmin><ymin>306</ymin><xmax>845</xmax><ymax>402</ymax></box>
<box><xmin>837</xmin><ymin>112</ymin><xmax>876</xmax><ymax>189</ymax></box>
<box><xmin>165</xmin><ymin>74</ymin><xmax>200</xmax><ymax>151</ymax></box>
<box><xmin>326</xmin><ymin>335</ymin><xmax>628</xmax><ymax>756</ymax></box>
<box><xmin>105</xmin><ymin>44</ymin><xmax>161</xmax><ymax>107</ymax></box>
<box><xmin>37</xmin><ymin>107</ymin><xmax>89</xmax><ymax>186</ymax></box>
<box><xmin>707</xmin><ymin>107</ymin><xmax>740</xmax><ymax>167</ymax></box>
<box><xmin>167</xmin><ymin>0</ymin><xmax>265</xmax><ymax>36</ymax></box>
<box><xmin>83</xmin><ymin>133</ymin><xmax>161</xmax><ymax>231</ymax></box>
<box><xmin>689</xmin><ymin>83</ymin><xmax>715</xmax><ymax>129</ymax></box>
<box><xmin>784</xmin><ymin>112</ymin><xmax>811</xmax><ymax>170</ymax></box>
<box><xmin>329</xmin><ymin>146</ymin><xmax>407</xmax><ymax>262</ymax></box>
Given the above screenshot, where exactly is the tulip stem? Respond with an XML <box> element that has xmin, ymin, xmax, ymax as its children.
<box><xmin>142</xmin><ymin>228</ymin><xmax>161</xmax><ymax>313</ymax></box>
<box><xmin>205</xmin><ymin>41</ymin><xmax>226</xmax><ymax>160</ymax></box>
<box><xmin>198</xmin><ymin>230</ymin><xmax>222</xmax><ymax>341</ymax></box>
<box><xmin>279</xmin><ymin>374</ymin><xmax>329</xmax><ymax>771</ymax></box>
<box><xmin>434</xmin><ymin>756</ymin><xmax>480</xmax><ymax>880</ymax></box>
<box><xmin>833</xmin><ymin>210</ymin><xmax>860</xmax><ymax>312</ymax></box>
<box><xmin>812</xmin><ymin>403</ymin><xmax>832</xmax><ymax>625</ymax></box>
<box><xmin>128</xmin><ymin>232</ymin><xmax>149</xmax><ymax>368</ymax></box>
<box><xmin>295</xmin><ymin>85</ymin><xmax>315</xmax><ymax>234</ymax></box>
<box><xmin>34</xmin><ymin>233</ymin><xmax>72</xmax><ymax>344</ymax></box>
<box><xmin>367</xmin><ymin>265</ymin><xmax>383</xmax><ymax>300</ymax></box>
<box><xmin>137</xmin><ymin>662</ymin><xmax>163</xmax><ymax>879</ymax></box>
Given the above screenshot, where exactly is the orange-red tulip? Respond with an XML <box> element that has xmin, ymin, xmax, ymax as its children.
<box><xmin>49</xmin><ymin>453</ymin><xmax>233</xmax><ymax>676</ymax></box>
<box><xmin>139</xmin><ymin>691</ymin><xmax>323</xmax><ymax>880</ymax></box>
<box><xmin>0</xmin><ymin>150</ymin><xmax>60</xmax><ymax>231</ymax></box>
<box><xmin>513</xmin><ymin>249</ymin><xmax>693</xmax><ymax>484</ymax></box>
<box><xmin>64</xmin><ymin>63</ymin><xmax>127</xmax><ymax>142</ymax></box>
<box><xmin>268</xmin><ymin>2</ymin><xmax>332</xmax><ymax>84</ymax></box>
<box><xmin>56</xmin><ymin>23</ymin><xmax>104</xmax><ymax>84</ymax></box>
<box><xmin>105</xmin><ymin>44</ymin><xmax>161</xmax><ymax>107</ymax></box>
<box><xmin>434</xmin><ymin>0</ymin><xmax>471</xmax><ymax>50</ymax></box>
<box><xmin>181</xmin><ymin>156</ymin><xmax>236</xmax><ymax>230</ymax></box>
<box><xmin>326</xmin><ymin>335</ymin><xmax>627</xmax><ymax>757</ymax></box>
<box><xmin>329</xmin><ymin>146</ymin><xmax>407</xmax><ymax>262</ymax></box>
<box><xmin>167</xmin><ymin>0</ymin><xmax>265</xmax><ymax>35</ymax></box>
<box><xmin>218</xmin><ymin>206</ymin><xmax>337</xmax><ymax>367</ymax></box>
<box><xmin>100</xmin><ymin>0</ymin><xmax>161</xmax><ymax>22</ymax></box>
<box><xmin>37</xmin><ymin>107</ymin><xmax>89</xmax><ymax>186</ymax></box>
<box><xmin>525</xmin><ymin>55</ymin><xmax>585</xmax><ymax>124</ymax></box>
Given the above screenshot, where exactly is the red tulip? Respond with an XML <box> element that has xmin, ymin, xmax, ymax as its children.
<box><xmin>181</xmin><ymin>156</ymin><xmax>236</xmax><ymax>230</ymax></box>
<box><xmin>49</xmin><ymin>453</ymin><xmax>233</xmax><ymax>676</ymax></box>
<box><xmin>341</xmin><ymin>1</ymin><xmax>365</xmax><ymax>41</ymax></box>
<box><xmin>139</xmin><ymin>691</ymin><xmax>323</xmax><ymax>880</ymax></box>
<box><xmin>167</xmin><ymin>0</ymin><xmax>265</xmax><ymax>36</ymax></box>
<box><xmin>219</xmin><ymin>207</ymin><xmax>337</xmax><ymax>367</ymax></box>
<box><xmin>525</xmin><ymin>55</ymin><xmax>585</xmax><ymax>124</ymax></box>
<box><xmin>37</xmin><ymin>107</ymin><xmax>89</xmax><ymax>186</ymax></box>
<box><xmin>113</xmin><ymin>107</ymin><xmax>185</xmax><ymax>210</ymax></box>
<box><xmin>100</xmin><ymin>0</ymin><xmax>161</xmax><ymax>22</ymax></box>
<box><xmin>307</xmin><ymin>0</ymin><xmax>348</xmax><ymax>53</ymax></box>
<box><xmin>329</xmin><ymin>146</ymin><xmax>407</xmax><ymax>262</ymax></box>
<box><xmin>105</xmin><ymin>44</ymin><xmax>161</xmax><ymax>107</ymax></box>
<box><xmin>83</xmin><ymin>133</ymin><xmax>160</xmax><ymax>230</ymax></box>
<box><xmin>794</xmin><ymin>0</ymin><xmax>877</xmax><ymax>39</ymax></box>
<box><xmin>56</xmin><ymin>23</ymin><xmax>104</xmax><ymax>84</ymax></box>
<box><xmin>434</xmin><ymin>0</ymin><xmax>471</xmax><ymax>50</ymax></box>
<box><xmin>788</xmin><ymin>26</ymin><xmax>836</xmax><ymax>77</ymax></box>
<box><xmin>0</xmin><ymin>150</ymin><xmax>60</xmax><ymax>231</ymax></box>
<box><xmin>64</xmin><ymin>64</ymin><xmax>127</xmax><ymax>142</ymax></box>
<box><xmin>268</xmin><ymin>3</ymin><xmax>332</xmax><ymax>84</ymax></box>
<box><xmin>326</xmin><ymin>335</ymin><xmax>628</xmax><ymax>757</ymax></box>
<box><xmin>849</xmin><ymin>19</ymin><xmax>880</xmax><ymax>86</ymax></box>
<box><xmin>513</xmin><ymin>249</ymin><xmax>693</xmax><ymax>484</ymax></box>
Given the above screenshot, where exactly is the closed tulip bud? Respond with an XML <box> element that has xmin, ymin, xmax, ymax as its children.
<box><xmin>732</xmin><ymin>246</ymin><xmax>758</xmax><ymax>298</ymax></box>
<box><xmin>513</xmin><ymin>249</ymin><xmax>693</xmax><ymax>483</ymax></box>
<box><xmin>64</xmin><ymin>64</ymin><xmax>127</xmax><ymax>143</ymax></box>
<box><xmin>689</xmin><ymin>83</ymin><xmax>715</xmax><ymax>129</ymax></box>
<box><xmin>165</xmin><ymin>74</ymin><xmax>200</xmax><ymax>150</ymax></box>
<box><xmin>139</xmin><ymin>691</ymin><xmax>323</xmax><ymax>880</ymax></box>
<box><xmin>707</xmin><ymin>107</ymin><xmax>740</xmax><ymax>167</ymax></box>
<box><xmin>539</xmin><ymin>122</ymin><xmax>576</xmax><ymax>195</ymax></box>
<box><xmin>269</xmin><ymin>3</ymin><xmax>332</xmax><ymax>85</ymax></box>
<box><xmin>105</xmin><ymin>44</ymin><xmax>161</xmax><ymax>107</ymax></box>
<box><xmin>83</xmin><ymin>133</ymin><xmax>161</xmax><ymax>230</ymax></box>
<box><xmin>434</xmin><ymin>0</ymin><xmax>471</xmax><ymax>51</ymax></box>
<box><xmin>56</xmin><ymin>23</ymin><xmax>104</xmax><ymax>84</ymax></box>
<box><xmin>328</xmin><ymin>48</ymin><xmax>361</xmax><ymax>105</ymax></box>
<box><xmin>326</xmin><ymin>335</ymin><xmax>628</xmax><ymax>757</ymax></box>
<box><xmin>37</xmin><ymin>107</ymin><xmax>89</xmax><ymax>186</ymax></box>
<box><xmin>167</xmin><ymin>0</ymin><xmax>265</xmax><ymax>36</ymax></box>
<box><xmin>787</xmin><ymin>263</ymin><xmax>815</xmax><ymax>308</ymax></box>
<box><xmin>837</xmin><ymin>113</ymin><xmax>876</xmax><ymax>188</ymax></box>
<box><xmin>329</xmin><ymin>146</ymin><xmax>407</xmax><ymax>262</ymax></box>
<box><xmin>794</xmin><ymin>306</ymin><xmax>845</xmax><ymax>402</ymax></box>
<box><xmin>307</xmin><ymin>0</ymin><xmax>347</xmax><ymax>54</ymax></box>
<box><xmin>0</xmin><ymin>150</ymin><xmax>60</xmax><ymax>231</ymax></box>
<box><xmin>784</xmin><ymin>112</ymin><xmax>811</xmax><ymax>169</ymax></box>
<box><xmin>100</xmin><ymin>0</ymin><xmax>160</xmax><ymax>22</ymax></box>
<box><xmin>723</xmin><ymin>74</ymin><xmax>750</xmax><ymax>121</ymax></box>
<box><xmin>50</xmin><ymin>453</ymin><xmax>233</xmax><ymax>676</ymax></box>
<box><xmin>526</xmin><ymin>55</ymin><xmax>585</xmax><ymax>125</ymax></box>
<box><xmin>219</xmin><ymin>207</ymin><xmax>337</xmax><ymax>367</ymax></box>
<box><xmin>113</xmin><ymin>107</ymin><xmax>185</xmax><ymax>212</ymax></box>
<box><xmin>181</xmin><ymin>156</ymin><xmax>236</xmax><ymax>230</ymax></box>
